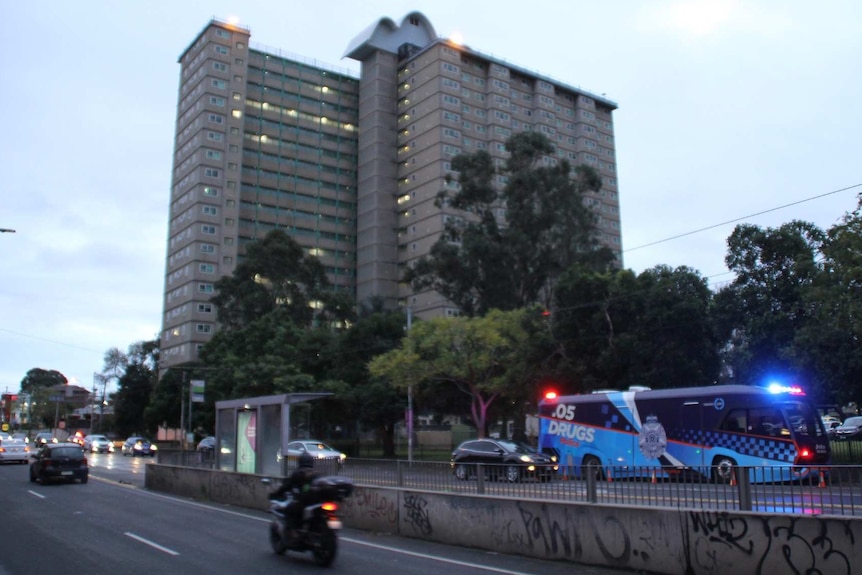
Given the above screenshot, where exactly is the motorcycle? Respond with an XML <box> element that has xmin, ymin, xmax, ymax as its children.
<box><xmin>263</xmin><ymin>475</ymin><xmax>354</xmax><ymax>567</ymax></box>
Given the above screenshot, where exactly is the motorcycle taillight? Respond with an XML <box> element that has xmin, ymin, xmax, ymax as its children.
<box><xmin>322</xmin><ymin>502</ymin><xmax>338</xmax><ymax>512</ymax></box>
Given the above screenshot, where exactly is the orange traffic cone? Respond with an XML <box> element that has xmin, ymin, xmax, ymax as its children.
<box><xmin>650</xmin><ymin>469</ymin><xmax>657</xmax><ymax>484</ymax></box>
<box><xmin>729</xmin><ymin>471</ymin><xmax>737</xmax><ymax>486</ymax></box>
<box><xmin>818</xmin><ymin>471</ymin><xmax>828</xmax><ymax>488</ymax></box>
<box><xmin>606</xmin><ymin>467</ymin><xmax>613</xmax><ymax>482</ymax></box>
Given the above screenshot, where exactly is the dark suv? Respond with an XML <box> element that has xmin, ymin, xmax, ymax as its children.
<box><xmin>30</xmin><ymin>443</ymin><xmax>89</xmax><ymax>484</ymax></box>
<box><xmin>450</xmin><ymin>438</ymin><xmax>558</xmax><ymax>482</ymax></box>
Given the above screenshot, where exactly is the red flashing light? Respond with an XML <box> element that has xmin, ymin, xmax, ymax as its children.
<box><xmin>544</xmin><ymin>391</ymin><xmax>558</xmax><ymax>400</ymax></box>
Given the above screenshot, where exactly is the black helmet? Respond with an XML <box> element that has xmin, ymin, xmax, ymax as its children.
<box><xmin>298</xmin><ymin>453</ymin><xmax>314</xmax><ymax>469</ymax></box>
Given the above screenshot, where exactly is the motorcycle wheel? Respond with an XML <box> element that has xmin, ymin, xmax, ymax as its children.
<box><xmin>312</xmin><ymin>529</ymin><xmax>338</xmax><ymax>567</ymax></box>
<box><xmin>269</xmin><ymin>522</ymin><xmax>287</xmax><ymax>555</ymax></box>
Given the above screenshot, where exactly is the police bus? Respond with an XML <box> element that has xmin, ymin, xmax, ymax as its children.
<box><xmin>537</xmin><ymin>384</ymin><xmax>831</xmax><ymax>483</ymax></box>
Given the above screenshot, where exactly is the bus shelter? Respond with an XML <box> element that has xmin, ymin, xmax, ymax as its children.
<box><xmin>214</xmin><ymin>392</ymin><xmax>332</xmax><ymax>477</ymax></box>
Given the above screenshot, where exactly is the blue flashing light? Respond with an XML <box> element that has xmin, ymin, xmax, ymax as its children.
<box><xmin>767</xmin><ymin>383</ymin><xmax>805</xmax><ymax>396</ymax></box>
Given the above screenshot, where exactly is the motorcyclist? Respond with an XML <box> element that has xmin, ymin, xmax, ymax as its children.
<box><xmin>271</xmin><ymin>452</ymin><xmax>319</xmax><ymax>538</ymax></box>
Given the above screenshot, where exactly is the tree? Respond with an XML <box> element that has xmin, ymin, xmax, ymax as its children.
<box><xmin>211</xmin><ymin>229</ymin><xmax>355</xmax><ymax>329</ymax></box>
<box><xmin>19</xmin><ymin>368</ymin><xmax>68</xmax><ymax>429</ymax></box>
<box><xmin>713</xmin><ymin>221</ymin><xmax>826</xmax><ymax>392</ymax></box>
<box><xmin>326</xmin><ymin>302</ymin><xmax>408</xmax><ymax>456</ymax></box>
<box><xmin>113</xmin><ymin>340</ymin><xmax>158</xmax><ymax>437</ymax></box>
<box><xmin>368</xmin><ymin>309</ymin><xmax>532</xmax><ymax>437</ymax></box>
<box><xmin>552</xmin><ymin>265</ymin><xmax>719</xmax><ymax>391</ymax></box>
<box><xmin>405</xmin><ymin>131</ymin><xmax>613</xmax><ymax>316</ymax></box>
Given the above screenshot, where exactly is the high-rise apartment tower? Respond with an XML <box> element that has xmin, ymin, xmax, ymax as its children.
<box><xmin>160</xmin><ymin>12</ymin><xmax>620</xmax><ymax>371</ymax></box>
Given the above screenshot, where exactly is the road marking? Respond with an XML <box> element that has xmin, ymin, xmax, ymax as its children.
<box><xmin>345</xmin><ymin>538</ymin><xmax>535</xmax><ymax>575</ymax></box>
<box><xmin>124</xmin><ymin>532</ymin><xmax>180</xmax><ymax>556</ymax></box>
<box><xmin>28</xmin><ymin>490</ymin><xmax>45</xmax><ymax>499</ymax></box>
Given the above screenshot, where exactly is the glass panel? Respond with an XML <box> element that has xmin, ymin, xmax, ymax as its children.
<box><xmin>216</xmin><ymin>407</ymin><xmax>236</xmax><ymax>471</ymax></box>
<box><xmin>261</xmin><ymin>404</ymin><xmax>282</xmax><ymax>477</ymax></box>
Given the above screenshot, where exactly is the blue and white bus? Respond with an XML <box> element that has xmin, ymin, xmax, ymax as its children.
<box><xmin>538</xmin><ymin>384</ymin><xmax>831</xmax><ymax>483</ymax></box>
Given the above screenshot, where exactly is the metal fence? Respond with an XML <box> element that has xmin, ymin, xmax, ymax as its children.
<box><xmin>333</xmin><ymin>460</ymin><xmax>862</xmax><ymax>517</ymax></box>
<box><xmin>153</xmin><ymin>450</ymin><xmax>862</xmax><ymax>517</ymax></box>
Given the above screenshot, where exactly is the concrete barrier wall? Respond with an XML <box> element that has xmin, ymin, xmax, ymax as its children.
<box><xmin>145</xmin><ymin>464</ymin><xmax>861</xmax><ymax>575</ymax></box>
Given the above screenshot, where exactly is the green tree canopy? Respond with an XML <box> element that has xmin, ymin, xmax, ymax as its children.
<box><xmin>714</xmin><ymin>221</ymin><xmax>826</xmax><ymax>391</ymax></box>
<box><xmin>368</xmin><ymin>308</ymin><xmax>533</xmax><ymax>437</ymax></box>
<box><xmin>211</xmin><ymin>229</ymin><xmax>355</xmax><ymax>329</ymax></box>
<box><xmin>405</xmin><ymin>131</ymin><xmax>613</xmax><ymax>316</ymax></box>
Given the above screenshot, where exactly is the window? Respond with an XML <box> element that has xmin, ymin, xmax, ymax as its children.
<box><xmin>212</xmin><ymin>62</ymin><xmax>227</xmax><ymax>72</ymax></box>
<box><xmin>215</xmin><ymin>29</ymin><xmax>230</xmax><ymax>39</ymax></box>
<box><xmin>211</xmin><ymin>79</ymin><xmax>226</xmax><ymax>90</ymax></box>
<box><xmin>199</xmin><ymin>263</ymin><xmax>215</xmax><ymax>273</ymax></box>
<box><xmin>196</xmin><ymin>324</ymin><xmax>213</xmax><ymax>334</ymax></box>
<box><xmin>201</xmin><ymin>224</ymin><xmax>216</xmax><ymax>234</ymax></box>
<box><xmin>236</xmin><ymin>42</ymin><xmax>245</xmax><ymax>49</ymax></box>
<box><xmin>204</xmin><ymin>168</ymin><xmax>220</xmax><ymax>178</ymax></box>
<box><xmin>206</xmin><ymin>131</ymin><xmax>223</xmax><ymax>142</ymax></box>
<box><xmin>198</xmin><ymin>303</ymin><xmax>214</xmax><ymax>313</ymax></box>
<box><xmin>202</xmin><ymin>206</ymin><xmax>218</xmax><ymax>216</ymax></box>
<box><xmin>209</xmin><ymin>96</ymin><xmax>225</xmax><ymax>107</ymax></box>
<box><xmin>198</xmin><ymin>283</ymin><xmax>214</xmax><ymax>293</ymax></box>
<box><xmin>205</xmin><ymin>150</ymin><xmax>222</xmax><ymax>160</ymax></box>
<box><xmin>202</xmin><ymin>186</ymin><xmax>219</xmax><ymax>196</ymax></box>
<box><xmin>213</xmin><ymin>45</ymin><xmax>228</xmax><ymax>55</ymax></box>
<box><xmin>208</xmin><ymin>113</ymin><xmax>223</xmax><ymax>124</ymax></box>
<box><xmin>200</xmin><ymin>243</ymin><xmax>216</xmax><ymax>253</ymax></box>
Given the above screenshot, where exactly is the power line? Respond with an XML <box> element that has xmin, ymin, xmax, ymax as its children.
<box><xmin>623</xmin><ymin>182</ymin><xmax>862</xmax><ymax>253</ymax></box>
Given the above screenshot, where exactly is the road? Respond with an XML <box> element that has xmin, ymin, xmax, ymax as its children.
<box><xmin>0</xmin><ymin>455</ymin><xmax>634</xmax><ymax>575</ymax></box>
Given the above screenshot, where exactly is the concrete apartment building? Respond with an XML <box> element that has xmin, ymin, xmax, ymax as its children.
<box><xmin>160</xmin><ymin>12</ymin><xmax>620</xmax><ymax>370</ymax></box>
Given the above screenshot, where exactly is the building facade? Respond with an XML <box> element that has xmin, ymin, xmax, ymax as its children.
<box><xmin>160</xmin><ymin>13</ymin><xmax>620</xmax><ymax>370</ymax></box>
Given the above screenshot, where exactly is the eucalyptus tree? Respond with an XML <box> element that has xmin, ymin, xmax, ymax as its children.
<box><xmin>713</xmin><ymin>221</ymin><xmax>826</xmax><ymax>390</ymax></box>
<box><xmin>405</xmin><ymin>131</ymin><xmax>613</xmax><ymax>317</ymax></box>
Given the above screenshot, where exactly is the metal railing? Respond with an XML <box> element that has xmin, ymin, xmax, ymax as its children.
<box><xmin>333</xmin><ymin>460</ymin><xmax>862</xmax><ymax>517</ymax></box>
<box><xmin>152</xmin><ymin>451</ymin><xmax>862</xmax><ymax>516</ymax></box>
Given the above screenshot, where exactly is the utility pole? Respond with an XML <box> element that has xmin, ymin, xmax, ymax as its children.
<box><xmin>407</xmin><ymin>306</ymin><xmax>413</xmax><ymax>464</ymax></box>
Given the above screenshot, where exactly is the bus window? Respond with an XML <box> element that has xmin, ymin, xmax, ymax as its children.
<box><xmin>720</xmin><ymin>409</ymin><xmax>746</xmax><ymax>433</ymax></box>
<box><xmin>749</xmin><ymin>407</ymin><xmax>787</xmax><ymax>437</ymax></box>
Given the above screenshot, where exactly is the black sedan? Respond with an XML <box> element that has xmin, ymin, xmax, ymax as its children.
<box><xmin>450</xmin><ymin>438</ymin><xmax>558</xmax><ymax>482</ymax></box>
<box><xmin>29</xmin><ymin>442</ymin><xmax>89</xmax><ymax>484</ymax></box>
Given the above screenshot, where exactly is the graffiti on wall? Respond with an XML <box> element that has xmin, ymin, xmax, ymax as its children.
<box><xmin>341</xmin><ymin>487</ymin><xmax>398</xmax><ymax>526</ymax></box>
<box><xmin>686</xmin><ymin>511</ymin><xmax>853</xmax><ymax>575</ymax></box>
<box><xmin>403</xmin><ymin>493</ymin><xmax>433</xmax><ymax>536</ymax></box>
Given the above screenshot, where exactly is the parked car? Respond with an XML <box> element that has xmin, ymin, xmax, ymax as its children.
<box><xmin>450</xmin><ymin>438</ymin><xmax>559</xmax><ymax>482</ymax></box>
<box><xmin>285</xmin><ymin>440</ymin><xmax>346</xmax><ymax>468</ymax></box>
<box><xmin>0</xmin><ymin>439</ymin><xmax>30</xmax><ymax>464</ymax></box>
<box><xmin>83</xmin><ymin>434</ymin><xmax>115</xmax><ymax>454</ymax></box>
<box><xmin>29</xmin><ymin>442</ymin><xmax>89</xmax><ymax>484</ymax></box>
<box><xmin>197</xmin><ymin>436</ymin><xmax>216</xmax><ymax>453</ymax></box>
<box><xmin>121</xmin><ymin>436</ymin><xmax>158</xmax><ymax>457</ymax></box>
<box><xmin>34</xmin><ymin>432</ymin><xmax>57</xmax><ymax>447</ymax></box>
<box><xmin>11</xmin><ymin>433</ymin><xmax>28</xmax><ymax>442</ymax></box>
<box><xmin>833</xmin><ymin>416</ymin><xmax>862</xmax><ymax>440</ymax></box>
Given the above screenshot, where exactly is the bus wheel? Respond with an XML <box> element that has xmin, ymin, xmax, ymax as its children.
<box><xmin>583</xmin><ymin>455</ymin><xmax>604</xmax><ymax>481</ymax></box>
<box><xmin>712</xmin><ymin>456</ymin><xmax>737</xmax><ymax>484</ymax></box>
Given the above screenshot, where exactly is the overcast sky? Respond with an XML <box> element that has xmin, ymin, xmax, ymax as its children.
<box><xmin>2</xmin><ymin>1</ymin><xmax>860</xmax><ymax>394</ymax></box>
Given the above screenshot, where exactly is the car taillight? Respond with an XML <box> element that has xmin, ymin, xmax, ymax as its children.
<box><xmin>0</xmin><ymin>447</ymin><xmax>5</xmax><ymax>453</ymax></box>
<box><xmin>322</xmin><ymin>502</ymin><xmax>338</xmax><ymax>512</ymax></box>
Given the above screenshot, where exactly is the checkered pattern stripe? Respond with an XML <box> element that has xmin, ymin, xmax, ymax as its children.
<box><xmin>679</xmin><ymin>429</ymin><xmax>796</xmax><ymax>463</ymax></box>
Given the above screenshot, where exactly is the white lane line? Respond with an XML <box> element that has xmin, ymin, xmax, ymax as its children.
<box><xmin>28</xmin><ymin>490</ymin><xmax>46</xmax><ymax>499</ymax></box>
<box><xmin>345</xmin><ymin>538</ymin><xmax>535</xmax><ymax>575</ymax></box>
<box><xmin>124</xmin><ymin>532</ymin><xmax>180</xmax><ymax>556</ymax></box>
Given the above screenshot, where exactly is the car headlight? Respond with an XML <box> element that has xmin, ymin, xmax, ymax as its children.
<box><xmin>151</xmin><ymin>445</ymin><xmax>158</xmax><ymax>451</ymax></box>
<box><xmin>519</xmin><ymin>455</ymin><xmax>533</xmax><ymax>463</ymax></box>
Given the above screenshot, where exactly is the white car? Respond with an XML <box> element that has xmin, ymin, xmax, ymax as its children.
<box><xmin>285</xmin><ymin>440</ymin><xmax>346</xmax><ymax>468</ymax></box>
<box><xmin>0</xmin><ymin>439</ymin><xmax>30</xmax><ymax>464</ymax></box>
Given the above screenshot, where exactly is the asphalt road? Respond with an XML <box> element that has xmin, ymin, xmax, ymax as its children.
<box><xmin>0</xmin><ymin>458</ymin><xmax>637</xmax><ymax>575</ymax></box>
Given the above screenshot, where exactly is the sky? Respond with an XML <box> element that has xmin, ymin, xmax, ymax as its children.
<box><xmin>2</xmin><ymin>1</ymin><xmax>860</xmax><ymax>395</ymax></box>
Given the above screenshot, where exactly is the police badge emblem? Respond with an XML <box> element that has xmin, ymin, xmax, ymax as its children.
<box><xmin>639</xmin><ymin>414</ymin><xmax>667</xmax><ymax>459</ymax></box>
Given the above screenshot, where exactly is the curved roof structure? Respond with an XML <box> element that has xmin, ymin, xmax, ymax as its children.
<box><xmin>344</xmin><ymin>11</ymin><xmax>437</xmax><ymax>60</ymax></box>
